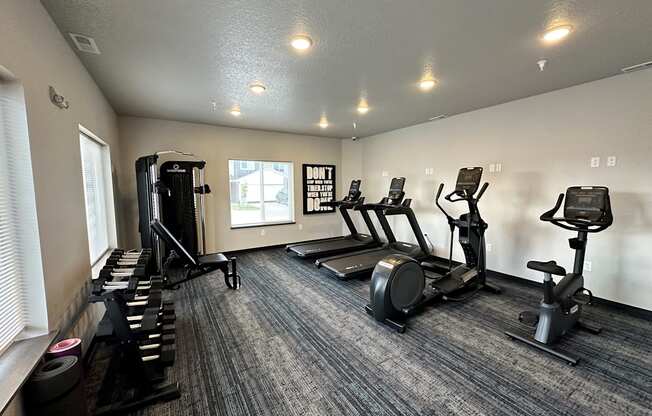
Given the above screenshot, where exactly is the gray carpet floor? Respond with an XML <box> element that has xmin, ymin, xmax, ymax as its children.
<box><xmin>124</xmin><ymin>248</ymin><xmax>651</xmax><ymax>416</ymax></box>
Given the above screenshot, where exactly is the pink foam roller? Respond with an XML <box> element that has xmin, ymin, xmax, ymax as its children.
<box><xmin>46</xmin><ymin>338</ymin><xmax>82</xmax><ymax>359</ymax></box>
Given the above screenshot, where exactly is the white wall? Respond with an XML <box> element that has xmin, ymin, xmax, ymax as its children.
<box><xmin>1</xmin><ymin>1</ymin><xmax>122</xmax><ymax>414</ymax></box>
<box><xmin>345</xmin><ymin>69</ymin><xmax>652</xmax><ymax>311</ymax></box>
<box><xmin>118</xmin><ymin>117</ymin><xmax>343</xmax><ymax>252</ymax></box>
<box><xmin>0</xmin><ymin>0</ymin><xmax>122</xmax><ymax>330</ymax></box>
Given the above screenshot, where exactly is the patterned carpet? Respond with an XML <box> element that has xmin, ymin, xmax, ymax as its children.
<box><xmin>99</xmin><ymin>247</ymin><xmax>651</xmax><ymax>416</ymax></box>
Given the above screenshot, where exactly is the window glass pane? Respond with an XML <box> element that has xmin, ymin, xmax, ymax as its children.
<box><xmin>229</xmin><ymin>160</ymin><xmax>293</xmax><ymax>227</ymax></box>
<box><xmin>263</xmin><ymin>162</ymin><xmax>291</xmax><ymax>222</ymax></box>
<box><xmin>80</xmin><ymin>134</ymin><xmax>110</xmax><ymax>263</ymax></box>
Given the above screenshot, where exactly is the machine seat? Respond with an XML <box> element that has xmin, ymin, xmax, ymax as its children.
<box><xmin>198</xmin><ymin>253</ymin><xmax>229</xmax><ymax>266</ymax></box>
<box><xmin>527</xmin><ymin>260</ymin><xmax>566</xmax><ymax>276</ymax></box>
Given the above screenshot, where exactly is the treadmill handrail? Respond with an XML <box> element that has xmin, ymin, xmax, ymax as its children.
<box><xmin>356</xmin><ymin>200</ymin><xmax>404</xmax><ymax>211</ymax></box>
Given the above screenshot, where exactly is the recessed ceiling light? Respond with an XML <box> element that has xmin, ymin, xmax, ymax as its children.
<box><xmin>291</xmin><ymin>35</ymin><xmax>313</xmax><ymax>51</ymax></box>
<box><xmin>542</xmin><ymin>25</ymin><xmax>572</xmax><ymax>42</ymax></box>
<box><xmin>357</xmin><ymin>99</ymin><xmax>369</xmax><ymax>115</ymax></box>
<box><xmin>418</xmin><ymin>78</ymin><xmax>437</xmax><ymax>91</ymax></box>
<box><xmin>230</xmin><ymin>106</ymin><xmax>241</xmax><ymax>117</ymax></box>
<box><xmin>249</xmin><ymin>83</ymin><xmax>266</xmax><ymax>94</ymax></box>
<box><xmin>319</xmin><ymin>116</ymin><xmax>329</xmax><ymax>128</ymax></box>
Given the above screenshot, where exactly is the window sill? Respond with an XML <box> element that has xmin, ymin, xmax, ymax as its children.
<box><xmin>91</xmin><ymin>249</ymin><xmax>115</xmax><ymax>280</ymax></box>
<box><xmin>0</xmin><ymin>329</ymin><xmax>58</xmax><ymax>413</ymax></box>
<box><xmin>231</xmin><ymin>221</ymin><xmax>296</xmax><ymax>230</ymax></box>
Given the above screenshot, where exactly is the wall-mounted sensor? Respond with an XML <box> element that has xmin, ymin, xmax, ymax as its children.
<box><xmin>49</xmin><ymin>86</ymin><xmax>69</xmax><ymax>109</ymax></box>
<box><xmin>537</xmin><ymin>59</ymin><xmax>547</xmax><ymax>71</ymax></box>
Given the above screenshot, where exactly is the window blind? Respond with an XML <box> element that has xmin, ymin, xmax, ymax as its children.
<box><xmin>0</xmin><ymin>84</ymin><xmax>32</xmax><ymax>353</ymax></box>
<box><xmin>79</xmin><ymin>134</ymin><xmax>110</xmax><ymax>264</ymax></box>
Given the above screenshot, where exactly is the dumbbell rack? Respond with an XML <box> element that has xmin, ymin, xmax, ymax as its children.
<box><xmin>89</xmin><ymin>249</ymin><xmax>180</xmax><ymax>415</ymax></box>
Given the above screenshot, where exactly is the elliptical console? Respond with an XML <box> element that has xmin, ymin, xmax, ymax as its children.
<box><xmin>505</xmin><ymin>186</ymin><xmax>613</xmax><ymax>365</ymax></box>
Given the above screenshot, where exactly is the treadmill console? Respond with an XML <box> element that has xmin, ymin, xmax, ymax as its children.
<box><xmin>454</xmin><ymin>167</ymin><xmax>482</xmax><ymax>196</ymax></box>
<box><xmin>564</xmin><ymin>187</ymin><xmax>610</xmax><ymax>222</ymax></box>
<box><xmin>345</xmin><ymin>180</ymin><xmax>362</xmax><ymax>201</ymax></box>
<box><xmin>385</xmin><ymin>177</ymin><xmax>406</xmax><ymax>205</ymax></box>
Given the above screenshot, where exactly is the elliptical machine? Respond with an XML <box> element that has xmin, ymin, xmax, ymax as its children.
<box><xmin>366</xmin><ymin>167</ymin><xmax>500</xmax><ymax>333</ymax></box>
<box><xmin>505</xmin><ymin>186</ymin><xmax>613</xmax><ymax>365</ymax></box>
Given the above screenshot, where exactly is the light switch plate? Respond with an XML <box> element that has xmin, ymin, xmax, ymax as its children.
<box><xmin>607</xmin><ymin>156</ymin><xmax>617</xmax><ymax>167</ymax></box>
<box><xmin>590</xmin><ymin>157</ymin><xmax>600</xmax><ymax>168</ymax></box>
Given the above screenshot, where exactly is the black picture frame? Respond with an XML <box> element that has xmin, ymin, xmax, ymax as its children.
<box><xmin>302</xmin><ymin>164</ymin><xmax>336</xmax><ymax>215</ymax></box>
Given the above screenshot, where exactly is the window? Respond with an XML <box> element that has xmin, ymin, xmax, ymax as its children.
<box><xmin>79</xmin><ymin>131</ymin><xmax>115</xmax><ymax>264</ymax></box>
<box><xmin>229</xmin><ymin>160</ymin><xmax>294</xmax><ymax>227</ymax></box>
<box><xmin>0</xmin><ymin>73</ymin><xmax>47</xmax><ymax>354</ymax></box>
<box><xmin>240</xmin><ymin>160</ymin><xmax>255</xmax><ymax>171</ymax></box>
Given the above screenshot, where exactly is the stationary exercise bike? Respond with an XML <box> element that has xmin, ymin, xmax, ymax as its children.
<box><xmin>366</xmin><ymin>167</ymin><xmax>500</xmax><ymax>332</ymax></box>
<box><xmin>505</xmin><ymin>186</ymin><xmax>613</xmax><ymax>365</ymax></box>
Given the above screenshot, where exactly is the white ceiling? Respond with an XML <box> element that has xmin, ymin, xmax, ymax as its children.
<box><xmin>41</xmin><ymin>0</ymin><xmax>652</xmax><ymax>138</ymax></box>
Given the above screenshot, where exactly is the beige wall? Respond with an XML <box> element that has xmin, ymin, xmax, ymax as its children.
<box><xmin>345</xmin><ymin>69</ymin><xmax>652</xmax><ymax>311</ymax></box>
<box><xmin>118</xmin><ymin>117</ymin><xmax>343</xmax><ymax>252</ymax></box>
<box><xmin>0</xmin><ymin>0</ymin><xmax>121</xmax><ymax>330</ymax></box>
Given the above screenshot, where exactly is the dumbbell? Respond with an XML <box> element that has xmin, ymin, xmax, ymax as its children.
<box><xmin>106</xmin><ymin>255</ymin><xmax>149</xmax><ymax>268</ymax></box>
<box><xmin>140</xmin><ymin>343</ymin><xmax>176</xmax><ymax>367</ymax></box>
<box><xmin>131</xmin><ymin>321</ymin><xmax>176</xmax><ymax>336</ymax></box>
<box><xmin>111</xmin><ymin>248</ymin><xmax>151</xmax><ymax>258</ymax></box>
<box><xmin>125</xmin><ymin>303</ymin><xmax>176</xmax><ymax>325</ymax></box>
<box><xmin>93</xmin><ymin>267</ymin><xmax>149</xmax><ymax>294</ymax></box>
<box><xmin>125</xmin><ymin>295</ymin><xmax>173</xmax><ymax>316</ymax></box>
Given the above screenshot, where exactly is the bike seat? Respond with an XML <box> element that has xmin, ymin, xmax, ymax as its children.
<box><xmin>527</xmin><ymin>260</ymin><xmax>566</xmax><ymax>276</ymax></box>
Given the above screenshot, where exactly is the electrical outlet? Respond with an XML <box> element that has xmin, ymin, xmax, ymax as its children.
<box><xmin>298</xmin><ymin>224</ymin><xmax>303</xmax><ymax>231</ymax></box>
<box><xmin>489</xmin><ymin>164</ymin><xmax>496</xmax><ymax>173</ymax></box>
<box><xmin>486</xmin><ymin>243</ymin><xmax>493</xmax><ymax>252</ymax></box>
<box><xmin>584</xmin><ymin>260</ymin><xmax>592</xmax><ymax>272</ymax></box>
<box><xmin>382</xmin><ymin>171</ymin><xmax>389</xmax><ymax>177</ymax></box>
<box><xmin>607</xmin><ymin>156</ymin><xmax>617</xmax><ymax>167</ymax></box>
<box><xmin>590</xmin><ymin>157</ymin><xmax>600</xmax><ymax>168</ymax></box>
<box><xmin>260</xmin><ymin>229</ymin><xmax>266</xmax><ymax>236</ymax></box>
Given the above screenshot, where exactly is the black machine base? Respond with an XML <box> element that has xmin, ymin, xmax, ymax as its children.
<box><xmin>95</xmin><ymin>382</ymin><xmax>181</xmax><ymax>415</ymax></box>
<box><xmin>365</xmin><ymin>304</ymin><xmax>406</xmax><ymax>333</ymax></box>
<box><xmin>505</xmin><ymin>320</ymin><xmax>602</xmax><ymax>366</ymax></box>
<box><xmin>505</xmin><ymin>330</ymin><xmax>580</xmax><ymax>366</ymax></box>
<box><xmin>367</xmin><ymin>281</ymin><xmax>502</xmax><ymax>333</ymax></box>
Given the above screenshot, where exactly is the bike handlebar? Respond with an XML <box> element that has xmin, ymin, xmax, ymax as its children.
<box><xmin>540</xmin><ymin>193</ymin><xmax>613</xmax><ymax>233</ymax></box>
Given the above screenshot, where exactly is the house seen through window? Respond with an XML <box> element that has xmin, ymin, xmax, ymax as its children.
<box><xmin>229</xmin><ymin>160</ymin><xmax>294</xmax><ymax>227</ymax></box>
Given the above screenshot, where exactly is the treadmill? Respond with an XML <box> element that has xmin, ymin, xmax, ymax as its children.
<box><xmin>315</xmin><ymin>177</ymin><xmax>430</xmax><ymax>279</ymax></box>
<box><xmin>286</xmin><ymin>180</ymin><xmax>382</xmax><ymax>258</ymax></box>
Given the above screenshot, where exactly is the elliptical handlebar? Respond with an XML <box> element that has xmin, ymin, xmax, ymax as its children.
<box><xmin>476</xmin><ymin>182</ymin><xmax>489</xmax><ymax>201</ymax></box>
<box><xmin>435</xmin><ymin>183</ymin><xmax>453</xmax><ymax>221</ymax></box>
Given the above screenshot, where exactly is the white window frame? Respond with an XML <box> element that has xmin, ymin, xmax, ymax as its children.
<box><xmin>79</xmin><ymin>126</ymin><xmax>117</xmax><ymax>266</ymax></box>
<box><xmin>229</xmin><ymin>159</ymin><xmax>295</xmax><ymax>228</ymax></box>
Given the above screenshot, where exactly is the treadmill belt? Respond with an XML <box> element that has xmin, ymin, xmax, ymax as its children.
<box><xmin>320</xmin><ymin>248</ymin><xmax>397</xmax><ymax>278</ymax></box>
<box><xmin>291</xmin><ymin>238</ymin><xmax>369</xmax><ymax>257</ymax></box>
